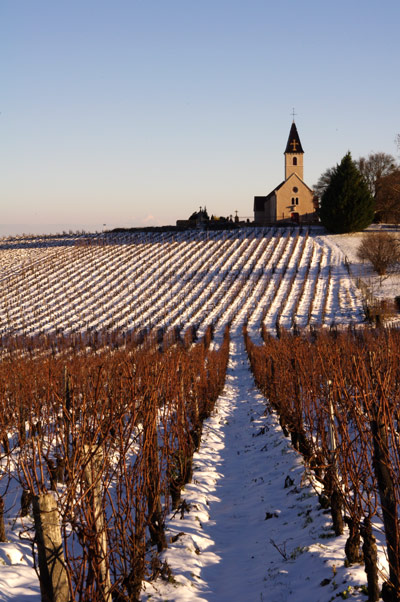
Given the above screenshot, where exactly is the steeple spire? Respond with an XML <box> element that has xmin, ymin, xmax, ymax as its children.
<box><xmin>285</xmin><ymin>122</ymin><xmax>304</xmax><ymax>154</ymax></box>
<box><xmin>284</xmin><ymin>121</ymin><xmax>304</xmax><ymax>180</ymax></box>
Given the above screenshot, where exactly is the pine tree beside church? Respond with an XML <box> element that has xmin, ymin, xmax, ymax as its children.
<box><xmin>320</xmin><ymin>152</ymin><xmax>375</xmax><ymax>233</ymax></box>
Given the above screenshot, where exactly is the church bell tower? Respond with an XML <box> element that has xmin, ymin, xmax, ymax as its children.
<box><xmin>284</xmin><ymin>121</ymin><xmax>304</xmax><ymax>180</ymax></box>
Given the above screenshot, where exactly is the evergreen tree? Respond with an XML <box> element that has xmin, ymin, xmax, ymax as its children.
<box><xmin>319</xmin><ymin>152</ymin><xmax>375</xmax><ymax>233</ymax></box>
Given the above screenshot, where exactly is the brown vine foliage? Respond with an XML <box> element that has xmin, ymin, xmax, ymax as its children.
<box><xmin>0</xmin><ymin>325</ymin><xmax>230</xmax><ymax>601</ymax></box>
<box><xmin>245</xmin><ymin>325</ymin><xmax>400</xmax><ymax>600</ymax></box>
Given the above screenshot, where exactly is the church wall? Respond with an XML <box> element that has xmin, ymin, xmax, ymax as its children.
<box><xmin>254</xmin><ymin>210</ymin><xmax>265</xmax><ymax>224</ymax></box>
<box><xmin>275</xmin><ymin>178</ymin><xmax>314</xmax><ymax>222</ymax></box>
<box><xmin>285</xmin><ymin>153</ymin><xmax>304</xmax><ymax>180</ymax></box>
<box><xmin>254</xmin><ymin>196</ymin><xmax>276</xmax><ymax>225</ymax></box>
<box><xmin>268</xmin><ymin>195</ymin><xmax>277</xmax><ymax>223</ymax></box>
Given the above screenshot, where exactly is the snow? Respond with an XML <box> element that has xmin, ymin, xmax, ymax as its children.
<box><xmin>0</xmin><ymin>227</ymin><xmax>369</xmax><ymax>339</ymax></box>
<box><xmin>1</xmin><ymin>226</ymin><xmax>397</xmax><ymax>600</ymax></box>
<box><xmin>141</xmin><ymin>330</ymin><xmax>368</xmax><ymax>602</ymax></box>
<box><xmin>323</xmin><ymin>225</ymin><xmax>400</xmax><ymax>313</ymax></box>
<box><xmin>0</xmin><ymin>535</ymin><xmax>39</xmax><ymax>601</ymax></box>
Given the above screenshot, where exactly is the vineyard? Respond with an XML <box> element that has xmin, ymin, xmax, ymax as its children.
<box><xmin>0</xmin><ymin>227</ymin><xmax>364</xmax><ymax>340</ymax></box>
<box><xmin>0</xmin><ymin>226</ymin><xmax>397</xmax><ymax>602</ymax></box>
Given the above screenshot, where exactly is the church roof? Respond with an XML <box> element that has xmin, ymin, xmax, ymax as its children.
<box><xmin>284</xmin><ymin>122</ymin><xmax>304</xmax><ymax>154</ymax></box>
<box><xmin>254</xmin><ymin>180</ymin><xmax>285</xmax><ymax>211</ymax></box>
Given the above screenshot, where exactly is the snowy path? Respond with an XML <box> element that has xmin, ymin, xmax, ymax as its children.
<box><xmin>0</xmin><ymin>332</ymin><xmax>368</xmax><ymax>602</ymax></box>
<box><xmin>142</xmin><ymin>331</ymin><xmax>366</xmax><ymax>602</ymax></box>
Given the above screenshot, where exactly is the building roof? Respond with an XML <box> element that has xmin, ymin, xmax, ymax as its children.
<box><xmin>254</xmin><ymin>180</ymin><xmax>285</xmax><ymax>211</ymax></box>
<box><xmin>284</xmin><ymin>121</ymin><xmax>304</xmax><ymax>154</ymax></box>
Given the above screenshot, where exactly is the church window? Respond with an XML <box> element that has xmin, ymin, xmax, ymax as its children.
<box><xmin>295</xmin><ymin>198</ymin><xmax>299</xmax><ymax>205</ymax></box>
<box><xmin>292</xmin><ymin>186</ymin><xmax>298</xmax><ymax>193</ymax></box>
<box><xmin>293</xmin><ymin>157</ymin><xmax>297</xmax><ymax>166</ymax></box>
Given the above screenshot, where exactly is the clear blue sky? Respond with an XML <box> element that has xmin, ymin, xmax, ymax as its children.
<box><xmin>1</xmin><ymin>0</ymin><xmax>399</xmax><ymax>235</ymax></box>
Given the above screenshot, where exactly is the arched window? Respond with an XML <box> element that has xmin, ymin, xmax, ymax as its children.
<box><xmin>293</xmin><ymin>157</ymin><xmax>297</xmax><ymax>166</ymax></box>
<box><xmin>295</xmin><ymin>198</ymin><xmax>299</xmax><ymax>205</ymax></box>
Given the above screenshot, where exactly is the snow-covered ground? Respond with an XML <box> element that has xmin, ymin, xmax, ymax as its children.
<box><xmin>142</xmin><ymin>331</ymin><xmax>369</xmax><ymax>602</ymax></box>
<box><xmin>0</xmin><ymin>329</ymin><xmax>379</xmax><ymax>602</ymax></box>
<box><xmin>0</xmin><ymin>226</ymin><xmax>396</xmax><ymax>601</ymax></box>
<box><xmin>0</xmin><ymin>227</ymin><xmax>366</xmax><ymax>340</ymax></box>
<box><xmin>324</xmin><ymin>225</ymin><xmax>400</xmax><ymax>312</ymax></box>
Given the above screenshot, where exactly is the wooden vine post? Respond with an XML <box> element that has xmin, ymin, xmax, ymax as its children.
<box><xmin>83</xmin><ymin>445</ymin><xmax>112</xmax><ymax>602</ymax></box>
<box><xmin>0</xmin><ymin>496</ymin><xmax>7</xmax><ymax>542</ymax></box>
<box><xmin>326</xmin><ymin>379</ymin><xmax>344</xmax><ymax>536</ymax></box>
<box><xmin>32</xmin><ymin>493</ymin><xmax>70</xmax><ymax>602</ymax></box>
<box><xmin>367</xmin><ymin>352</ymin><xmax>400</xmax><ymax>601</ymax></box>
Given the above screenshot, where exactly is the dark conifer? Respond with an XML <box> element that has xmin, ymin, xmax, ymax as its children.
<box><xmin>320</xmin><ymin>152</ymin><xmax>374</xmax><ymax>233</ymax></box>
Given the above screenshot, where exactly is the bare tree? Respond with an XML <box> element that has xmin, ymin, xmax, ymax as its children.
<box><xmin>357</xmin><ymin>231</ymin><xmax>400</xmax><ymax>276</ymax></box>
<box><xmin>356</xmin><ymin>152</ymin><xmax>397</xmax><ymax>197</ymax></box>
<box><xmin>313</xmin><ymin>167</ymin><xmax>335</xmax><ymax>200</ymax></box>
<box><xmin>375</xmin><ymin>170</ymin><xmax>400</xmax><ymax>223</ymax></box>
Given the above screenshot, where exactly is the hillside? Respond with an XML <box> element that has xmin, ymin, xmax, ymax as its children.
<box><xmin>0</xmin><ymin>227</ymin><xmax>387</xmax><ymax>601</ymax></box>
<box><xmin>325</xmin><ymin>226</ymin><xmax>400</xmax><ymax>320</ymax></box>
<box><xmin>0</xmin><ymin>227</ymin><xmax>365</xmax><ymax>340</ymax></box>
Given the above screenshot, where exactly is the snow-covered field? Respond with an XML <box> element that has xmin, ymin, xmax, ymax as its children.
<box><xmin>0</xmin><ymin>226</ymin><xmax>395</xmax><ymax>601</ymax></box>
<box><xmin>0</xmin><ymin>227</ymin><xmax>366</xmax><ymax>340</ymax></box>
<box><xmin>324</xmin><ymin>225</ymin><xmax>400</xmax><ymax>313</ymax></box>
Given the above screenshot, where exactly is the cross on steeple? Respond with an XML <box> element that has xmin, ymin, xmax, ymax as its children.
<box><xmin>285</xmin><ymin>121</ymin><xmax>304</xmax><ymax>155</ymax></box>
<box><xmin>284</xmin><ymin>121</ymin><xmax>304</xmax><ymax>181</ymax></box>
<box><xmin>291</xmin><ymin>108</ymin><xmax>297</xmax><ymax>121</ymax></box>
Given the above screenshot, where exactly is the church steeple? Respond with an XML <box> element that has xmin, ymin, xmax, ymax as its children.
<box><xmin>285</xmin><ymin>122</ymin><xmax>304</xmax><ymax>154</ymax></box>
<box><xmin>284</xmin><ymin>121</ymin><xmax>304</xmax><ymax>180</ymax></box>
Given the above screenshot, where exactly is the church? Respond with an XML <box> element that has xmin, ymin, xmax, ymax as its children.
<box><xmin>254</xmin><ymin>121</ymin><xmax>316</xmax><ymax>225</ymax></box>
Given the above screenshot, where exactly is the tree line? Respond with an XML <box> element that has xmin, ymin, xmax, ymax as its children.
<box><xmin>314</xmin><ymin>146</ymin><xmax>400</xmax><ymax>233</ymax></box>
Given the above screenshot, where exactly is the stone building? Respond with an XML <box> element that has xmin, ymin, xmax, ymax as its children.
<box><xmin>254</xmin><ymin>122</ymin><xmax>316</xmax><ymax>225</ymax></box>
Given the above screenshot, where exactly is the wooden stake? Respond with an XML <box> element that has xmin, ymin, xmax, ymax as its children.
<box><xmin>32</xmin><ymin>493</ymin><xmax>70</xmax><ymax>602</ymax></box>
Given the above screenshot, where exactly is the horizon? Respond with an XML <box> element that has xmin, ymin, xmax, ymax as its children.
<box><xmin>2</xmin><ymin>1</ymin><xmax>399</xmax><ymax>235</ymax></box>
